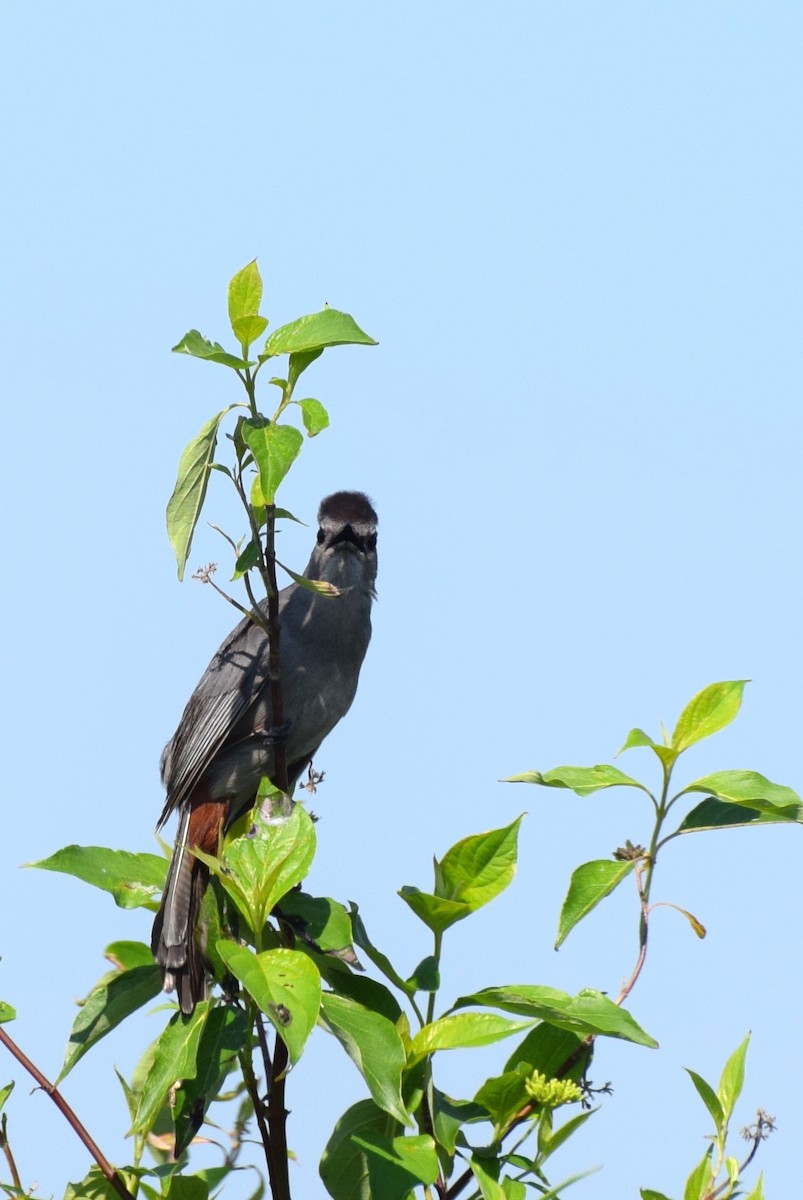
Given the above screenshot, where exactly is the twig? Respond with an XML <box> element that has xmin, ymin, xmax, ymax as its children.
<box><xmin>0</xmin><ymin>1115</ymin><xmax>21</xmax><ymax>1190</ymax></box>
<box><xmin>0</xmin><ymin>1026</ymin><xmax>134</xmax><ymax>1200</ymax></box>
<box><xmin>264</xmin><ymin>504</ymin><xmax>289</xmax><ymax>794</ymax></box>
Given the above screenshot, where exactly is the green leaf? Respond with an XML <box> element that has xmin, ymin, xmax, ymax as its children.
<box><xmin>470</xmin><ymin>1155</ymin><xmax>506</xmax><ymax>1200</ymax></box>
<box><xmin>556</xmin><ymin>859</ymin><xmax>636</xmax><ymax>947</ymax></box>
<box><xmin>0</xmin><ymin>1081</ymin><xmax>13</xmax><ymax>1114</ymax></box>
<box><xmin>131</xmin><ymin>1003</ymin><xmax>209</xmax><ymax>1137</ymax></box>
<box><xmin>172</xmin><ymin>328</ymin><xmax>254</xmax><ymax>369</ymax></box>
<box><xmin>675</xmin><ymin>797</ymin><xmax>772</xmax><ymax>835</ymax></box>
<box><xmin>28</xmin><ymin>846</ymin><xmax>167</xmax><ymax>910</ymax></box>
<box><xmin>436</xmin><ymin>816</ymin><xmax>523</xmax><ymax>909</ymax></box>
<box><xmin>232</xmin><ymin>537</ymin><xmax>261</xmax><ymax>580</ymax></box>
<box><xmin>163</xmin><ymin>1178</ymin><xmax>210</xmax><ymax>1200</ymax></box>
<box><xmin>398</xmin><ymin>886</ymin><xmax>471</xmax><ymax>934</ymax></box>
<box><xmin>104</xmin><ymin>941</ymin><xmax>155</xmax><ymax>970</ymax></box>
<box><xmin>672</xmin><ymin>681</ymin><xmax>748</xmax><ymax>753</ymax></box>
<box><xmin>743</xmin><ymin>1173</ymin><xmax>765</xmax><ymax>1200</ymax></box>
<box><xmin>65</xmin><ymin>1166</ymin><xmax>143</xmax><ymax>1200</ymax></box>
<box><xmin>640</xmin><ymin>1191</ymin><xmax>674</xmax><ymax>1200</ymax></box>
<box><xmin>506</xmin><ymin>765</ymin><xmax>649</xmax><ymax>797</ymax></box>
<box><xmin>319</xmin><ymin>992</ymin><xmax>409</xmax><ymax>1125</ymax></box>
<box><xmin>503</xmin><ymin>1181</ymin><xmax>527</xmax><ymax>1200</ymax></box>
<box><xmin>717</xmin><ymin>1034</ymin><xmax>749</xmax><ymax>1121</ymax></box>
<box><xmin>261</xmin><ymin>308</ymin><xmax>377</xmax><ymax>359</ymax></box>
<box><xmin>474</xmin><ymin>1066</ymin><xmax>531</xmax><ymax>1140</ymax></box>
<box><xmin>431</xmin><ymin>1089</ymin><xmax>487</xmax><ymax>1155</ymax></box>
<box><xmin>618</xmin><ymin>728</ymin><xmax>678</xmax><ymax>770</ymax></box>
<box><xmin>217</xmin><ymin>943</ymin><xmax>321</xmax><ymax>1065</ymax></box>
<box><xmin>232</xmin><ymin>314</ymin><xmax>269</xmax><ymax>349</ymax></box>
<box><xmin>58</xmin><ymin>964</ymin><xmax>162</xmax><ymax>1082</ymax></box>
<box><xmin>166</xmin><ymin>407</ymin><xmax>236</xmax><ymax>580</ymax></box>
<box><xmin>297</xmin><ymin>397</ymin><xmax>330</xmax><ymax>437</ymax></box>
<box><xmin>279</xmin><ymin>890</ymin><xmax>355</xmax><ymax>957</ymax></box>
<box><xmin>201</xmin><ymin>804</ymin><xmax>316</xmax><ymax>933</ymax></box>
<box><xmin>455</xmin><ymin>986</ymin><xmax>658</xmax><ymax>1048</ymax></box>
<box><xmin>241</xmin><ymin>418</ymin><xmax>303</xmax><ymax>504</ymax></box>
<box><xmin>0</xmin><ymin>1002</ymin><xmax>16</xmax><ymax>1024</ymax></box>
<box><xmin>407</xmin><ymin>1013</ymin><xmax>534</xmax><ymax>1067</ymax></box>
<box><xmin>173</xmin><ymin>1005</ymin><xmax>246</xmax><ymax>1156</ymax></box>
<box><xmin>287</xmin><ymin>347</ymin><xmax>324</xmax><ymax>390</ymax></box>
<box><xmin>406</xmin><ymin>956</ymin><xmax>440</xmax><ymax>993</ymax></box>
<box><xmin>685</xmin><ymin>1068</ymin><xmax>724</xmax><ymax>1131</ymax></box>
<box><xmin>352</xmin><ymin>1134</ymin><xmax>438</xmax><ymax>1189</ymax></box>
<box><xmin>683</xmin><ymin>1148</ymin><xmax>713</xmax><ymax>1200</ymax></box>
<box><xmin>228</xmin><ymin>260</ymin><xmax>263</xmax><ymax>325</ymax></box>
<box><xmin>319</xmin><ymin>1099</ymin><xmax>404</xmax><ymax>1200</ymax></box>
<box><xmin>681</xmin><ymin>771</ymin><xmax>803</xmax><ymax>820</ymax></box>
<box><xmin>537</xmin><ymin>1106</ymin><xmax>594</xmax><ymax>1161</ymax></box>
<box><xmin>504</xmin><ymin>1023</ymin><xmax>589</xmax><ymax>1080</ymax></box>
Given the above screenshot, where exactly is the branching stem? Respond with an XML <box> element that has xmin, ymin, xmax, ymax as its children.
<box><xmin>0</xmin><ymin>1026</ymin><xmax>134</xmax><ymax>1200</ymax></box>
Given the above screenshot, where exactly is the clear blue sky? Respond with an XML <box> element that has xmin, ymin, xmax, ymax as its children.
<box><xmin>2</xmin><ymin>3</ymin><xmax>801</xmax><ymax>1197</ymax></box>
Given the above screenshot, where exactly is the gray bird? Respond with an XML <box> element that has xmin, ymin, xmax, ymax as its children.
<box><xmin>152</xmin><ymin>490</ymin><xmax>378</xmax><ymax>1013</ymax></box>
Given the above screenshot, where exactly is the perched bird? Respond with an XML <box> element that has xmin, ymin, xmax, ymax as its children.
<box><xmin>152</xmin><ymin>491</ymin><xmax>378</xmax><ymax>1013</ymax></box>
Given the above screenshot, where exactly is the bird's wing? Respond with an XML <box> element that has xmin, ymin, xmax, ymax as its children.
<box><xmin>156</xmin><ymin>594</ymin><xmax>290</xmax><ymax>826</ymax></box>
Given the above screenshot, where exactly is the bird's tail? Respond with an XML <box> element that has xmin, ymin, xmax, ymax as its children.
<box><xmin>151</xmin><ymin>799</ymin><xmax>226</xmax><ymax>1015</ymax></box>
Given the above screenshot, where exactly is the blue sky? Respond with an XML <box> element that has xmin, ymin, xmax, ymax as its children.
<box><xmin>1</xmin><ymin>3</ymin><xmax>802</xmax><ymax>1197</ymax></box>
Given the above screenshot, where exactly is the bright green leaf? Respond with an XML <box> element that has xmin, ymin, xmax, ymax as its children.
<box><xmin>640</xmin><ymin>1191</ymin><xmax>674</xmax><ymax>1200</ymax></box>
<box><xmin>261</xmin><ymin>308</ymin><xmax>377</xmax><ymax>359</ymax></box>
<box><xmin>319</xmin><ymin>992</ymin><xmax>409</xmax><ymax>1125</ymax></box>
<box><xmin>506</xmin><ymin>765</ymin><xmax>649</xmax><ymax>797</ymax></box>
<box><xmin>228</xmin><ymin>260</ymin><xmax>263</xmax><ymax>325</ymax></box>
<box><xmin>173</xmin><ymin>1005</ymin><xmax>246</xmax><ymax>1156</ymax></box>
<box><xmin>618</xmin><ymin>728</ymin><xmax>678</xmax><ymax>769</ymax></box>
<box><xmin>217</xmin><ymin>943</ymin><xmax>321</xmax><ymax>1065</ymax></box>
<box><xmin>407</xmin><ymin>1013</ymin><xmax>534</xmax><ymax>1067</ymax></box>
<box><xmin>131</xmin><ymin>1002</ymin><xmax>209</xmax><ymax>1137</ymax></box>
<box><xmin>681</xmin><ymin>771</ymin><xmax>803</xmax><ymax>820</ymax></box>
<box><xmin>436</xmin><ymin>816</ymin><xmax>523</xmax><ymax>909</ymax></box>
<box><xmin>232</xmin><ymin>314</ymin><xmax>268</xmax><ymax>349</ymax></box>
<box><xmin>0</xmin><ymin>1081</ymin><xmax>14</xmax><ymax>1114</ymax></box>
<box><xmin>104</xmin><ymin>941</ymin><xmax>154</xmax><ymax>971</ymax></box>
<box><xmin>28</xmin><ymin>846</ymin><xmax>166</xmax><ymax>910</ymax></box>
<box><xmin>743</xmin><ymin>1173</ymin><xmax>765</xmax><ymax>1200</ymax></box>
<box><xmin>683</xmin><ymin>1148</ymin><xmax>713</xmax><ymax>1200</ymax></box>
<box><xmin>672</xmin><ymin>681</ymin><xmax>748</xmax><ymax>754</ymax></box>
<box><xmin>455</xmin><ymin>986</ymin><xmax>657</xmax><ymax>1048</ymax></box>
<box><xmin>297</xmin><ymin>397</ymin><xmax>330</xmax><ymax>437</ymax></box>
<box><xmin>352</xmin><ymin>1134</ymin><xmax>438</xmax><ymax>1188</ymax></box>
<box><xmin>470</xmin><ymin>1155</ymin><xmax>506</xmax><ymax>1200</ymax></box>
<box><xmin>319</xmin><ymin>1099</ymin><xmax>404</xmax><ymax>1200</ymax></box>
<box><xmin>59</xmin><ymin>964</ymin><xmax>162</xmax><ymax>1082</ymax></box>
<box><xmin>166</xmin><ymin>407</ymin><xmax>237</xmax><ymax>580</ymax></box>
<box><xmin>398</xmin><ymin>886</ymin><xmax>471</xmax><ymax>934</ymax></box>
<box><xmin>556</xmin><ymin>859</ymin><xmax>636</xmax><ymax>947</ymax></box>
<box><xmin>172</xmin><ymin>328</ymin><xmax>253</xmax><ymax>369</ymax></box>
<box><xmin>0</xmin><ymin>1002</ymin><xmax>16</xmax><ymax>1024</ymax></box>
<box><xmin>241</xmin><ymin>418</ymin><xmax>303</xmax><ymax>504</ymax></box>
<box><xmin>685</xmin><ymin>1068</ymin><xmax>724</xmax><ymax>1130</ymax></box>
<box><xmin>717</xmin><ymin>1034</ymin><xmax>749</xmax><ymax>1121</ymax></box>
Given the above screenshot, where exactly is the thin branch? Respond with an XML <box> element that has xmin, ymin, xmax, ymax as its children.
<box><xmin>0</xmin><ymin>1116</ymin><xmax>21</xmax><ymax>1191</ymax></box>
<box><xmin>0</xmin><ymin>1026</ymin><xmax>134</xmax><ymax>1200</ymax></box>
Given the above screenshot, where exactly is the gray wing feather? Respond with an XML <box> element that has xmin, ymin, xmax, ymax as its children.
<box><xmin>157</xmin><ymin>591</ymin><xmax>292</xmax><ymax>826</ymax></box>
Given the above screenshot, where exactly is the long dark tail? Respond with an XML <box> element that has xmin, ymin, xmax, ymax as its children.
<box><xmin>151</xmin><ymin>800</ymin><xmax>226</xmax><ymax>1015</ymax></box>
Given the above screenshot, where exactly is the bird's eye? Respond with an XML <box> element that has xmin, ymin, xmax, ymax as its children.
<box><xmin>366</xmin><ymin>533</ymin><xmax>377</xmax><ymax>550</ymax></box>
<box><xmin>317</xmin><ymin>528</ymin><xmax>326</xmax><ymax>544</ymax></box>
